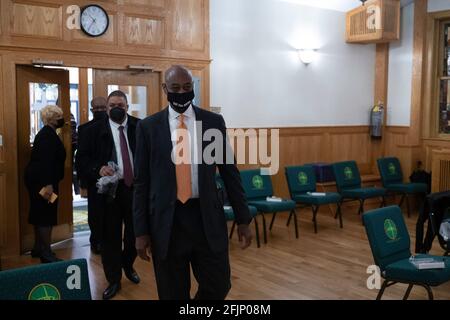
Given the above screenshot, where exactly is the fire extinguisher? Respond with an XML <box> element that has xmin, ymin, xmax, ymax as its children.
<box><xmin>370</xmin><ymin>101</ymin><xmax>384</xmax><ymax>139</ymax></box>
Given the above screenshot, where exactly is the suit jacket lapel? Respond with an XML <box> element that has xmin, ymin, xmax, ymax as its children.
<box><xmin>193</xmin><ymin>106</ymin><xmax>205</xmax><ymax>193</ymax></box>
<box><xmin>127</xmin><ymin>116</ymin><xmax>137</xmax><ymax>154</ymax></box>
<box><xmin>100</xmin><ymin>118</ymin><xmax>114</xmax><ymax>162</ymax></box>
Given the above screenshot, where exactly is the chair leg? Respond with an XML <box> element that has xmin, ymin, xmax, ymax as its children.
<box><xmin>269</xmin><ymin>212</ymin><xmax>278</xmax><ymax>231</ymax></box>
<box><xmin>380</xmin><ymin>196</ymin><xmax>386</xmax><ymax>208</ymax></box>
<box><xmin>292</xmin><ymin>209</ymin><xmax>299</xmax><ymax>239</ymax></box>
<box><xmin>286</xmin><ymin>209</ymin><xmax>293</xmax><ymax>227</ymax></box>
<box><xmin>312</xmin><ymin>205</ymin><xmax>319</xmax><ymax>234</ymax></box>
<box><xmin>334</xmin><ymin>200</ymin><xmax>343</xmax><ymax>219</ymax></box>
<box><xmin>253</xmin><ymin>216</ymin><xmax>260</xmax><ymax>248</ymax></box>
<box><xmin>336</xmin><ymin>202</ymin><xmax>343</xmax><ymax>228</ymax></box>
<box><xmin>403</xmin><ymin>284</ymin><xmax>413</xmax><ymax>300</ymax></box>
<box><xmin>398</xmin><ymin>193</ymin><xmax>405</xmax><ymax>208</ymax></box>
<box><xmin>422</xmin><ymin>284</ymin><xmax>434</xmax><ymax>300</ymax></box>
<box><xmin>358</xmin><ymin>199</ymin><xmax>365</xmax><ymax>215</ymax></box>
<box><xmin>229</xmin><ymin>221</ymin><xmax>236</xmax><ymax>239</ymax></box>
<box><xmin>376</xmin><ymin>280</ymin><xmax>389</xmax><ymax>300</ymax></box>
<box><xmin>405</xmin><ymin>194</ymin><xmax>411</xmax><ymax>218</ymax></box>
<box><xmin>260</xmin><ymin>213</ymin><xmax>267</xmax><ymax>244</ymax></box>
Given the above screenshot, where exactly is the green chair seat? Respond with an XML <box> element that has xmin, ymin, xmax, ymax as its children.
<box><xmin>248</xmin><ymin>199</ymin><xmax>296</xmax><ymax>213</ymax></box>
<box><xmin>341</xmin><ymin>187</ymin><xmax>386</xmax><ymax>200</ymax></box>
<box><xmin>292</xmin><ymin>192</ymin><xmax>341</xmax><ymax>205</ymax></box>
<box><xmin>224</xmin><ymin>205</ymin><xmax>258</xmax><ymax>221</ymax></box>
<box><xmin>385</xmin><ymin>183</ymin><xmax>428</xmax><ymax>194</ymax></box>
<box><xmin>385</xmin><ymin>254</ymin><xmax>450</xmax><ymax>286</ymax></box>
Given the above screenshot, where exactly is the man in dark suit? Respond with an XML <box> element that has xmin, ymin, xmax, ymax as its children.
<box><xmin>75</xmin><ymin>97</ymin><xmax>107</xmax><ymax>254</ymax></box>
<box><xmin>77</xmin><ymin>91</ymin><xmax>140</xmax><ymax>300</ymax></box>
<box><xmin>133</xmin><ymin>65</ymin><xmax>252</xmax><ymax>300</ymax></box>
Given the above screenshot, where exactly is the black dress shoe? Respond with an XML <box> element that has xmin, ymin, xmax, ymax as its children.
<box><xmin>103</xmin><ymin>283</ymin><xmax>121</xmax><ymax>300</ymax></box>
<box><xmin>40</xmin><ymin>254</ymin><xmax>62</xmax><ymax>264</ymax></box>
<box><xmin>90</xmin><ymin>244</ymin><xmax>101</xmax><ymax>255</ymax></box>
<box><xmin>124</xmin><ymin>268</ymin><xmax>140</xmax><ymax>284</ymax></box>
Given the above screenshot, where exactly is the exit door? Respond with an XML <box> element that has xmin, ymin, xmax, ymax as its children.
<box><xmin>16</xmin><ymin>66</ymin><xmax>73</xmax><ymax>253</ymax></box>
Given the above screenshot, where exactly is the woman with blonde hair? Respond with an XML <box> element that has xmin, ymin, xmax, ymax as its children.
<box><xmin>24</xmin><ymin>105</ymin><xmax>66</xmax><ymax>263</ymax></box>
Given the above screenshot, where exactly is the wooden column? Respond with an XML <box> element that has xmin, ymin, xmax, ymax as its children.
<box><xmin>371</xmin><ymin>43</ymin><xmax>390</xmax><ymax>173</ymax></box>
<box><xmin>78</xmin><ymin>68</ymin><xmax>89</xmax><ymax>125</ymax></box>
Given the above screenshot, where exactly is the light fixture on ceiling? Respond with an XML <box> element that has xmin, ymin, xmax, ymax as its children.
<box><xmin>298</xmin><ymin>49</ymin><xmax>318</xmax><ymax>65</ymax></box>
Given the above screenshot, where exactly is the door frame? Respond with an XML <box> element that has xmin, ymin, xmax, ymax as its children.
<box><xmin>0</xmin><ymin>48</ymin><xmax>211</xmax><ymax>257</ymax></box>
<box><xmin>16</xmin><ymin>65</ymin><xmax>72</xmax><ymax>253</ymax></box>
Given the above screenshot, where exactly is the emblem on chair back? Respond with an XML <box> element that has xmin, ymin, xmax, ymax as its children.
<box><xmin>252</xmin><ymin>175</ymin><xmax>264</xmax><ymax>190</ymax></box>
<box><xmin>344</xmin><ymin>167</ymin><xmax>354</xmax><ymax>180</ymax></box>
<box><xmin>388</xmin><ymin>162</ymin><xmax>397</xmax><ymax>175</ymax></box>
<box><xmin>384</xmin><ymin>218</ymin><xmax>399</xmax><ymax>242</ymax></box>
<box><xmin>298</xmin><ymin>171</ymin><xmax>308</xmax><ymax>186</ymax></box>
<box><xmin>28</xmin><ymin>283</ymin><xmax>61</xmax><ymax>300</ymax></box>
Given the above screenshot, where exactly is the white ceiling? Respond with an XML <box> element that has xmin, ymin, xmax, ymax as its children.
<box><xmin>277</xmin><ymin>0</ymin><xmax>415</xmax><ymax>12</ymax></box>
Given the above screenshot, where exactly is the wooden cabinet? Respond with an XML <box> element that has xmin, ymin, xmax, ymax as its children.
<box><xmin>346</xmin><ymin>0</ymin><xmax>400</xmax><ymax>44</ymax></box>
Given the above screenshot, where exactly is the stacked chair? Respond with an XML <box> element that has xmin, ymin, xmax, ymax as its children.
<box><xmin>285</xmin><ymin>165</ymin><xmax>342</xmax><ymax>233</ymax></box>
<box><xmin>240</xmin><ymin>169</ymin><xmax>298</xmax><ymax>243</ymax></box>
<box><xmin>363</xmin><ymin>206</ymin><xmax>450</xmax><ymax>300</ymax></box>
<box><xmin>377</xmin><ymin>157</ymin><xmax>428</xmax><ymax>217</ymax></box>
<box><xmin>332</xmin><ymin>161</ymin><xmax>386</xmax><ymax>221</ymax></box>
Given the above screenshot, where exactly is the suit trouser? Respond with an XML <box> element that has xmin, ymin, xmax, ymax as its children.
<box><xmin>101</xmin><ymin>181</ymin><xmax>137</xmax><ymax>284</ymax></box>
<box><xmin>87</xmin><ymin>183</ymin><xmax>103</xmax><ymax>246</ymax></box>
<box><xmin>152</xmin><ymin>199</ymin><xmax>231</xmax><ymax>300</ymax></box>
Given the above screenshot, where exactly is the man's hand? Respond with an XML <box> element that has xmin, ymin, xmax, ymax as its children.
<box><xmin>237</xmin><ymin>224</ymin><xmax>252</xmax><ymax>249</ymax></box>
<box><xmin>136</xmin><ymin>235</ymin><xmax>151</xmax><ymax>261</ymax></box>
<box><xmin>99</xmin><ymin>165</ymin><xmax>115</xmax><ymax>177</ymax></box>
<box><xmin>80</xmin><ymin>188</ymin><xmax>88</xmax><ymax>198</ymax></box>
<box><xmin>41</xmin><ymin>185</ymin><xmax>54</xmax><ymax>200</ymax></box>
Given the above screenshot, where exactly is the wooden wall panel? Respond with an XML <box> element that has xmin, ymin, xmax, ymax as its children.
<box><xmin>124</xmin><ymin>15</ymin><xmax>164</xmax><ymax>47</ymax></box>
<box><xmin>120</xmin><ymin>0</ymin><xmax>165</xmax><ymax>8</ymax></box>
<box><xmin>11</xmin><ymin>2</ymin><xmax>62</xmax><ymax>39</ymax></box>
<box><xmin>0</xmin><ymin>174</ymin><xmax>6</xmax><ymax>247</ymax></box>
<box><xmin>170</xmin><ymin>0</ymin><xmax>205</xmax><ymax>51</ymax></box>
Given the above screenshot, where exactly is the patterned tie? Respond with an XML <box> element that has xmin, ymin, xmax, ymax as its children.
<box><xmin>118</xmin><ymin>126</ymin><xmax>133</xmax><ymax>187</ymax></box>
<box><xmin>175</xmin><ymin>114</ymin><xmax>192</xmax><ymax>203</ymax></box>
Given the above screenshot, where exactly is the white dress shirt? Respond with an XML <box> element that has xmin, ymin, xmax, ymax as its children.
<box><xmin>109</xmin><ymin>116</ymin><xmax>134</xmax><ymax>179</ymax></box>
<box><xmin>168</xmin><ymin>105</ymin><xmax>199</xmax><ymax>198</ymax></box>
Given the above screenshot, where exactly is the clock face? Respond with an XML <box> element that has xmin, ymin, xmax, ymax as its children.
<box><xmin>80</xmin><ymin>5</ymin><xmax>109</xmax><ymax>37</ymax></box>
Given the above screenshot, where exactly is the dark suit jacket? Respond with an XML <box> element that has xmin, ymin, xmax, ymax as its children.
<box><xmin>25</xmin><ymin>125</ymin><xmax>66</xmax><ymax>188</ymax></box>
<box><xmin>75</xmin><ymin>119</ymin><xmax>97</xmax><ymax>188</ymax></box>
<box><xmin>76</xmin><ymin>115</ymin><xmax>139</xmax><ymax>183</ymax></box>
<box><xmin>133</xmin><ymin>106</ymin><xmax>252</xmax><ymax>259</ymax></box>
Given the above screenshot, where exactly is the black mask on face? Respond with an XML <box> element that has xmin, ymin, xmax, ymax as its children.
<box><xmin>93</xmin><ymin>111</ymin><xmax>107</xmax><ymax>121</ymax></box>
<box><xmin>55</xmin><ymin>118</ymin><xmax>65</xmax><ymax>129</ymax></box>
<box><xmin>109</xmin><ymin>107</ymin><xmax>126</xmax><ymax>123</ymax></box>
<box><xmin>167</xmin><ymin>91</ymin><xmax>195</xmax><ymax>114</ymax></box>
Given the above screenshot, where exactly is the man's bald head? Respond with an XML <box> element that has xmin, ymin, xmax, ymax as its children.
<box><xmin>91</xmin><ymin>97</ymin><xmax>107</xmax><ymax>112</ymax></box>
<box><xmin>163</xmin><ymin>65</ymin><xmax>194</xmax><ymax>94</ymax></box>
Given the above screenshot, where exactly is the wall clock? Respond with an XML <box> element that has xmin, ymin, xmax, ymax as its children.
<box><xmin>80</xmin><ymin>5</ymin><xmax>109</xmax><ymax>37</ymax></box>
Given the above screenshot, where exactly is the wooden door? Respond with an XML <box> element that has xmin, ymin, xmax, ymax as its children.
<box><xmin>93</xmin><ymin>69</ymin><xmax>161</xmax><ymax>117</ymax></box>
<box><xmin>16</xmin><ymin>66</ymin><xmax>72</xmax><ymax>253</ymax></box>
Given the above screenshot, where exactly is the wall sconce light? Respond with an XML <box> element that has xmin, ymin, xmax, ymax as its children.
<box><xmin>298</xmin><ymin>49</ymin><xmax>318</xmax><ymax>65</ymax></box>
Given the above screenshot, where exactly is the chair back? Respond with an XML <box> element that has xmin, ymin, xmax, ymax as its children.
<box><xmin>285</xmin><ymin>165</ymin><xmax>316</xmax><ymax>197</ymax></box>
<box><xmin>377</xmin><ymin>157</ymin><xmax>403</xmax><ymax>187</ymax></box>
<box><xmin>0</xmin><ymin>259</ymin><xmax>92</xmax><ymax>300</ymax></box>
<box><xmin>332</xmin><ymin>161</ymin><xmax>362</xmax><ymax>192</ymax></box>
<box><xmin>363</xmin><ymin>206</ymin><xmax>411</xmax><ymax>271</ymax></box>
<box><xmin>240</xmin><ymin>169</ymin><xmax>273</xmax><ymax>200</ymax></box>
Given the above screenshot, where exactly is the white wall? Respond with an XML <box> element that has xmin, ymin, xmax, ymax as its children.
<box><xmin>387</xmin><ymin>3</ymin><xmax>414</xmax><ymax>126</ymax></box>
<box><xmin>210</xmin><ymin>0</ymin><xmax>376</xmax><ymax>128</ymax></box>
<box><xmin>428</xmin><ymin>0</ymin><xmax>450</xmax><ymax>12</ymax></box>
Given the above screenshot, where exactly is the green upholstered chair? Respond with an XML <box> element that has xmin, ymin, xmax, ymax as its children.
<box><xmin>363</xmin><ymin>206</ymin><xmax>450</xmax><ymax>300</ymax></box>
<box><xmin>377</xmin><ymin>157</ymin><xmax>428</xmax><ymax>217</ymax></box>
<box><xmin>0</xmin><ymin>259</ymin><xmax>91</xmax><ymax>300</ymax></box>
<box><xmin>285</xmin><ymin>165</ymin><xmax>342</xmax><ymax>233</ymax></box>
<box><xmin>216</xmin><ymin>174</ymin><xmax>260</xmax><ymax>248</ymax></box>
<box><xmin>240</xmin><ymin>169</ymin><xmax>298</xmax><ymax>243</ymax></box>
<box><xmin>332</xmin><ymin>161</ymin><xmax>386</xmax><ymax>220</ymax></box>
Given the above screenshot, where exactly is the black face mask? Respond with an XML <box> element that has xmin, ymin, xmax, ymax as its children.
<box><xmin>167</xmin><ymin>91</ymin><xmax>195</xmax><ymax>114</ymax></box>
<box><xmin>55</xmin><ymin>118</ymin><xmax>65</xmax><ymax>129</ymax></box>
<box><xmin>93</xmin><ymin>111</ymin><xmax>107</xmax><ymax>121</ymax></box>
<box><xmin>109</xmin><ymin>107</ymin><xmax>126</xmax><ymax>123</ymax></box>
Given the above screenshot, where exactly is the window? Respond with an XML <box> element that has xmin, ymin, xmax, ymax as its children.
<box><xmin>438</xmin><ymin>22</ymin><xmax>450</xmax><ymax>134</ymax></box>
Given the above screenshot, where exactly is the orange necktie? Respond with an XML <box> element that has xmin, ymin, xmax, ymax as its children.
<box><xmin>175</xmin><ymin>114</ymin><xmax>192</xmax><ymax>203</ymax></box>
